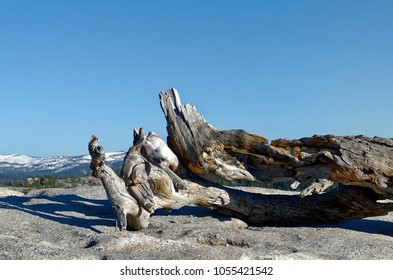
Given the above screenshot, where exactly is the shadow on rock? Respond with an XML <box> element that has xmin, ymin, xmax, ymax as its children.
<box><xmin>152</xmin><ymin>205</ymin><xmax>228</xmax><ymax>219</ymax></box>
<box><xmin>0</xmin><ymin>194</ymin><xmax>114</xmax><ymax>233</ymax></box>
<box><xmin>331</xmin><ymin>219</ymin><xmax>393</xmax><ymax>238</ymax></box>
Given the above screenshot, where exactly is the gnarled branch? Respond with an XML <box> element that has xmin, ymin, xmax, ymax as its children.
<box><xmin>89</xmin><ymin>133</ymin><xmax>229</xmax><ymax>230</ymax></box>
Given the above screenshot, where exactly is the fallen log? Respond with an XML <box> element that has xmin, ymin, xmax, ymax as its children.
<box><xmin>89</xmin><ymin>131</ymin><xmax>393</xmax><ymax>228</ymax></box>
<box><xmin>88</xmin><ymin>88</ymin><xmax>393</xmax><ymax>230</ymax></box>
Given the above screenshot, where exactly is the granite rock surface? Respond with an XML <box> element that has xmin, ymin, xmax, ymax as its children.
<box><xmin>1</xmin><ymin>185</ymin><xmax>393</xmax><ymax>260</ymax></box>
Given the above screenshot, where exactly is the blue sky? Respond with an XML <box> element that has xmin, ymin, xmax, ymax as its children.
<box><xmin>1</xmin><ymin>0</ymin><xmax>392</xmax><ymax>156</ymax></box>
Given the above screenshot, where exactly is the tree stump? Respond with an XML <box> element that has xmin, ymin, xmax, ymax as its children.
<box><xmin>159</xmin><ymin>88</ymin><xmax>393</xmax><ymax>223</ymax></box>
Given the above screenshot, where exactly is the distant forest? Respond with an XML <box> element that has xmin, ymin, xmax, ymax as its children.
<box><xmin>0</xmin><ymin>175</ymin><xmax>100</xmax><ymax>190</ymax></box>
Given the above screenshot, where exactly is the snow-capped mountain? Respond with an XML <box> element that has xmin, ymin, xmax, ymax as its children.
<box><xmin>0</xmin><ymin>152</ymin><xmax>126</xmax><ymax>181</ymax></box>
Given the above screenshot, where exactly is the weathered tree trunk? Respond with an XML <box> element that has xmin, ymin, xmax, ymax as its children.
<box><xmin>158</xmin><ymin>88</ymin><xmax>393</xmax><ymax>224</ymax></box>
<box><xmin>159</xmin><ymin>89</ymin><xmax>393</xmax><ymax>196</ymax></box>
<box><xmin>211</xmin><ymin>184</ymin><xmax>393</xmax><ymax>224</ymax></box>
<box><xmin>88</xmin><ymin>88</ymin><xmax>393</xmax><ymax>230</ymax></box>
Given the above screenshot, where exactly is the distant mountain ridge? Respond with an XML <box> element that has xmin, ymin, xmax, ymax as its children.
<box><xmin>0</xmin><ymin>152</ymin><xmax>125</xmax><ymax>181</ymax></box>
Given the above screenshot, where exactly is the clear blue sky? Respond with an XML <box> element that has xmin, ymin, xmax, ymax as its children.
<box><xmin>1</xmin><ymin>0</ymin><xmax>392</xmax><ymax>156</ymax></box>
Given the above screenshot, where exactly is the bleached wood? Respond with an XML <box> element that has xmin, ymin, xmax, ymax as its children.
<box><xmin>89</xmin><ymin>134</ymin><xmax>229</xmax><ymax>230</ymax></box>
<box><xmin>89</xmin><ymin>135</ymin><xmax>150</xmax><ymax>230</ymax></box>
